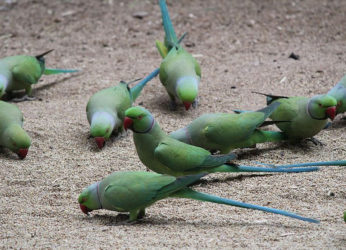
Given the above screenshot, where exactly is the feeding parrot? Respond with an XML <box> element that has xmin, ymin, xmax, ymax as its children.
<box><xmin>0</xmin><ymin>101</ymin><xmax>31</xmax><ymax>159</ymax></box>
<box><xmin>86</xmin><ymin>68</ymin><xmax>159</xmax><ymax>149</ymax></box>
<box><xmin>123</xmin><ymin>106</ymin><xmax>319</xmax><ymax>176</ymax></box>
<box><xmin>78</xmin><ymin>171</ymin><xmax>319</xmax><ymax>223</ymax></box>
<box><xmin>156</xmin><ymin>0</ymin><xmax>201</xmax><ymax>110</ymax></box>
<box><xmin>328</xmin><ymin>75</ymin><xmax>346</xmax><ymax>116</ymax></box>
<box><xmin>170</xmin><ymin>102</ymin><xmax>287</xmax><ymax>154</ymax></box>
<box><xmin>254</xmin><ymin>92</ymin><xmax>337</xmax><ymax>143</ymax></box>
<box><xmin>0</xmin><ymin>49</ymin><xmax>78</xmax><ymax>101</ymax></box>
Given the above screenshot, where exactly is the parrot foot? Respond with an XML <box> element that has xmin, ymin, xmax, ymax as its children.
<box><xmin>11</xmin><ymin>95</ymin><xmax>36</xmax><ymax>102</ymax></box>
<box><xmin>305</xmin><ymin>137</ymin><xmax>325</xmax><ymax>146</ymax></box>
<box><xmin>192</xmin><ymin>98</ymin><xmax>199</xmax><ymax>109</ymax></box>
<box><xmin>169</xmin><ymin>100</ymin><xmax>177</xmax><ymax>111</ymax></box>
<box><xmin>115</xmin><ymin>214</ymin><xmax>136</xmax><ymax>225</ymax></box>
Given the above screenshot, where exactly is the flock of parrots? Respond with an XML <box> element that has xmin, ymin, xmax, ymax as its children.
<box><xmin>1</xmin><ymin>0</ymin><xmax>345</xmax><ymax>224</ymax></box>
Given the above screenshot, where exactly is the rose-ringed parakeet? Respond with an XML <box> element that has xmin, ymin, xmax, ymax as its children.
<box><xmin>328</xmin><ymin>75</ymin><xmax>346</xmax><ymax>116</ymax></box>
<box><xmin>170</xmin><ymin>102</ymin><xmax>287</xmax><ymax>154</ymax></box>
<box><xmin>156</xmin><ymin>0</ymin><xmax>201</xmax><ymax>110</ymax></box>
<box><xmin>78</xmin><ymin>171</ymin><xmax>319</xmax><ymax>223</ymax></box>
<box><xmin>254</xmin><ymin>92</ymin><xmax>337</xmax><ymax>143</ymax></box>
<box><xmin>0</xmin><ymin>101</ymin><xmax>31</xmax><ymax>159</ymax></box>
<box><xmin>123</xmin><ymin>106</ymin><xmax>319</xmax><ymax>176</ymax></box>
<box><xmin>86</xmin><ymin>68</ymin><xmax>159</xmax><ymax>149</ymax></box>
<box><xmin>0</xmin><ymin>49</ymin><xmax>78</xmax><ymax>101</ymax></box>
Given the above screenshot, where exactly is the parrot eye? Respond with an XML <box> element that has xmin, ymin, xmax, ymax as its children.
<box><xmin>81</xmin><ymin>197</ymin><xmax>87</xmax><ymax>203</ymax></box>
<box><xmin>138</xmin><ymin>115</ymin><xmax>143</xmax><ymax>120</ymax></box>
<box><xmin>318</xmin><ymin>103</ymin><xmax>322</xmax><ymax>107</ymax></box>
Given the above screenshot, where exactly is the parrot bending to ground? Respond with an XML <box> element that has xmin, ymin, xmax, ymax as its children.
<box><xmin>123</xmin><ymin>106</ymin><xmax>319</xmax><ymax>176</ymax></box>
<box><xmin>156</xmin><ymin>0</ymin><xmax>201</xmax><ymax>110</ymax></box>
<box><xmin>0</xmin><ymin>101</ymin><xmax>31</xmax><ymax>159</ymax></box>
<box><xmin>0</xmin><ymin>49</ymin><xmax>78</xmax><ymax>101</ymax></box>
<box><xmin>170</xmin><ymin>102</ymin><xmax>286</xmax><ymax>154</ymax></box>
<box><xmin>254</xmin><ymin>92</ymin><xmax>337</xmax><ymax>143</ymax></box>
<box><xmin>86</xmin><ymin>68</ymin><xmax>159</xmax><ymax>149</ymax></box>
<box><xmin>328</xmin><ymin>75</ymin><xmax>346</xmax><ymax>116</ymax></box>
<box><xmin>78</xmin><ymin>171</ymin><xmax>319</xmax><ymax>223</ymax></box>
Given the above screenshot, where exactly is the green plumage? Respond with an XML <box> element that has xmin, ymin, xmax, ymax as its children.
<box><xmin>328</xmin><ymin>75</ymin><xmax>346</xmax><ymax>114</ymax></box>
<box><xmin>124</xmin><ymin>106</ymin><xmax>319</xmax><ymax>176</ymax></box>
<box><xmin>0</xmin><ymin>100</ymin><xmax>31</xmax><ymax>158</ymax></box>
<box><xmin>78</xmin><ymin>171</ymin><xmax>318</xmax><ymax>223</ymax></box>
<box><xmin>156</xmin><ymin>0</ymin><xmax>201</xmax><ymax>110</ymax></box>
<box><xmin>86</xmin><ymin>69</ymin><xmax>159</xmax><ymax>147</ymax></box>
<box><xmin>0</xmin><ymin>51</ymin><xmax>78</xmax><ymax>100</ymax></box>
<box><xmin>170</xmin><ymin>102</ymin><xmax>286</xmax><ymax>153</ymax></box>
<box><xmin>257</xmin><ymin>93</ymin><xmax>337</xmax><ymax>141</ymax></box>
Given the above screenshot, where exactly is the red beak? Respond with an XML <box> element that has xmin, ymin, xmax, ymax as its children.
<box><xmin>183</xmin><ymin>102</ymin><xmax>192</xmax><ymax>110</ymax></box>
<box><xmin>79</xmin><ymin>204</ymin><xmax>90</xmax><ymax>215</ymax></box>
<box><xmin>123</xmin><ymin>117</ymin><xmax>133</xmax><ymax>130</ymax></box>
<box><xmin>326</xmin><ymin>106</ymin><xmax>336</xmax><ymax>120</ymax></box>
<box><xmin>17</xmin><ymin>148</ymin><xmax>28</xmax><ymax>159</ymax></box>
<box><xmin>95</xmin><ymin>137</ymin><xmax>105</xmax><ymax>149</ymax></box>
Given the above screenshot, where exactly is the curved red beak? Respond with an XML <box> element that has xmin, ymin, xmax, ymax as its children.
<box><xmin>79</xmin><ymin>204</ymin><xmax>91</xmax><ymax>215</ymax></box>
<box><xmin>95</xmin><ymin>137</ymin><xmax>105</xmax><ymax>149</ymax></box>
<box><xmin>183</xmin><ymin>102</ymin><xmax>192</xmax><ymax>110</ymax></box>
<box><xmin>123</xmin><ymin>117</ymin><xmax>133</xmax><ymax>130</ymax></box>
<box><xmin>17</xmin><ymin>148</ymin><xmax>28</xmax><ymax>159</ymax></box>
<box><xmin>326</xmin><ymin>106</ymin><xmax>336</xmax><ymax>120</ymax></box>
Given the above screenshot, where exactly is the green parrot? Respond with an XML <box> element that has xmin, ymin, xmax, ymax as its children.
<box><xmin>0</xmin><ymin>100</ymin><xmax>31</xmax><ymax>159</ymax></box>
<box><xmin>0</xmin><ymin>49</ymin><xmax>78</xmax><ymax>101</ymax></box>
<box><xmin>328</xmin><ymin>75</ymin><xmax>346</xmax><ymax>115</ymax></box>
<box><xmin>78</xmin><ymin>171</ymin><xmax>319</xmax><ymax>223</ymax></box>
<box><xmin>254</xmin><ymin>92</ymin><xmax>337</xmax><ymax>142</ymax></box>
<box><xmin>170</xmin><ymin>102</ymin><xmax>286</xmax><ymax>154</ymax></box>
<box><xmin>123</xmin><ymin>106</ymin><xmax>319</xmax><ymax>176</ymax></box>
<box><xmin>86</xmin><ymin>68</ymin><xmax>159</xmax><ymax>148</ymax></box>
<box><xmin>156</xmin><ymin>0</ymin><xmax>201</xmax><ymax>110</ymax></box>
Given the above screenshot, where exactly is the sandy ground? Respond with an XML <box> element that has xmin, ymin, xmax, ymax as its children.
<box><xmin>0</xmin><ymin>0</ymin><xmax>345</xmax><ymax>248</ymax></box>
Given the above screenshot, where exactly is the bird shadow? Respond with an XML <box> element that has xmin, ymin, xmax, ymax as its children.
<box><xmin>0</xmin><ymin>147</ymin><xmax>19</xmax><ymax>160</ymax></box>
<box><xmin>326</xmin><ymin>117</ymin><xmax>346</xmax><ymax>129</ymax></box>
<box><xmin>79</xmin><ymin>212</ymin><xmax>313</xmax><ymax>230</ymax></box>
<box><xmin>34</xmin><ymin>73</ymin><xmax>81</xmax><ymax>92</ymax></box>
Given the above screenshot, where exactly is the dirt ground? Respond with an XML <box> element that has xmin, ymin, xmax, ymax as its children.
<box><xmin>1</xmin><ymin>0</ymin><xmax>345</xmax><ymax>248</ymax></box>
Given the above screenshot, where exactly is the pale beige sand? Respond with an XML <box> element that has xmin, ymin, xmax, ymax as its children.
<box><xmin>0</xmin><ymin>0</ymin><xmax>345</xmax><ymax>248</ymax></box>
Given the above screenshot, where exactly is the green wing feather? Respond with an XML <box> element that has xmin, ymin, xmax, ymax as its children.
<box><xmin>43</xmin><ymin>68</ymin><xmax>79</xmax><ymax>75</ymax></box>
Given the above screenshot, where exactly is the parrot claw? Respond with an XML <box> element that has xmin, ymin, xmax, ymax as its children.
<box><xmin>169</xmin><ymin>100</ymin><xmax>177</xmax><ymax>111</ymax></box>
<box><xmin>192</xmin><ymin>98</ymin><xmax>198</xmax><ymax>109</ymax></box>
<box><xmin>305</xmin><ymin>137</ymin><xmax>325</xmax><ymax>146</ymax></box>
<box><xmin>115</xmin><ymin>214</ymin><xmax>139</xmax><ymax>225</ymax></box>
<box><xmin>11</xmin><ymin>95</ymin><xmax>36</xmax><ymax>102</ymax></box>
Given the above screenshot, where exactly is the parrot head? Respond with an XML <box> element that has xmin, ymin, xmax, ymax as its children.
<box><xmin>2</xmin><ymin>125</ymin><xmax>31</xmax><ymax>159</ymax></box>
<box><xmin>123</xmin><ymin>106</ymin><xmax>154</xmax><ymax>133</ymax></box>
<box><xmin>176</xmin><ymin>76</ymin><xmax>199</xmax><ymax>110</ymax></box>
<box><xmin>90</xmin><ymin>112</ymin><xmax>116</xmax><ymax>149</ymax></box>
<box><xmin>308</xmin><ymin>94</ymin><xmax>337</xmax><ymax>120</ymax></box>
<box><xmin>35</xmin><ymin>49</ymin><xmax>54</xmax><ymax>74</ymax></box>
<box><xmin>78</xmin><ymin>182</ymin><xmax>102</xmax><ymax>215</ymax></box>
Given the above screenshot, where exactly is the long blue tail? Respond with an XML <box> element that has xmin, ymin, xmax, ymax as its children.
<box><xmin>43</xmin><ymin>68</ymin><xmax>79</xmax><ymax>75</ymax></box>
<box><xmin>233</xmin><ymin>165</ymin><xmax>318</xmax><ymax>173</ymax></box>
<box><xmin>159</xmin><ymin>0</ymin><xmax>178</xmax><ymax>47</ymax></box>
<box><xmin>263</xmin><ymin>160</ymin><xmax>346</xmax><ymax>169</ymax></box>
<box><xmin>173</xmin><ymin>188</ymin><xmax>319</xmax><ymax>223</ymax></box>
<box><xmin>130</xmin><ymin>68</ymin><xmax>160</xmax><ymax>101</ymax></box>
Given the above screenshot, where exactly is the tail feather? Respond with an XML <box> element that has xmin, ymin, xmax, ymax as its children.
<box><xmin>256</xmin><ymin>102</ymin><xmax>280</xmax><ymax>118</ymax></box>
<box><xmin>159</xmin><ymin>0</ymin><xmax>178</xmax><ymax>48</ymax></box>
<box><xmin>130</xmin><ymin>68</ymin><xmax>160</xmax><ymax>101</ymax></box>
<box><xmin>270</xmin><ymin>160</ymin><xmax>346</xmax><ymax>169</ymax></box>
<box><xmin>43</xmin><ymin>68</ymin><xmax>79</xmax><ymax>75</ymax></box>
<box><xmin>173</xmin><ymin>188</ymin><xmax>319</xmax><ymax>223</ymax></box>
<box><xmin>252</xmin><ymin>91</ymin><xmax>289</xmax><ymax>105</ymax></box>
<box><xmin>211</xmin><ymin>164</ymin><xmax>318</xmax><ymax>173</ymax></box>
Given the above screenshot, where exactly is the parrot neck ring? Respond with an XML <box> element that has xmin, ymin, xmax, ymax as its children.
<box><xmin>132</xmin><ymin>117</ymin><xmax>155</xmax><ymax>134</ymax></box>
